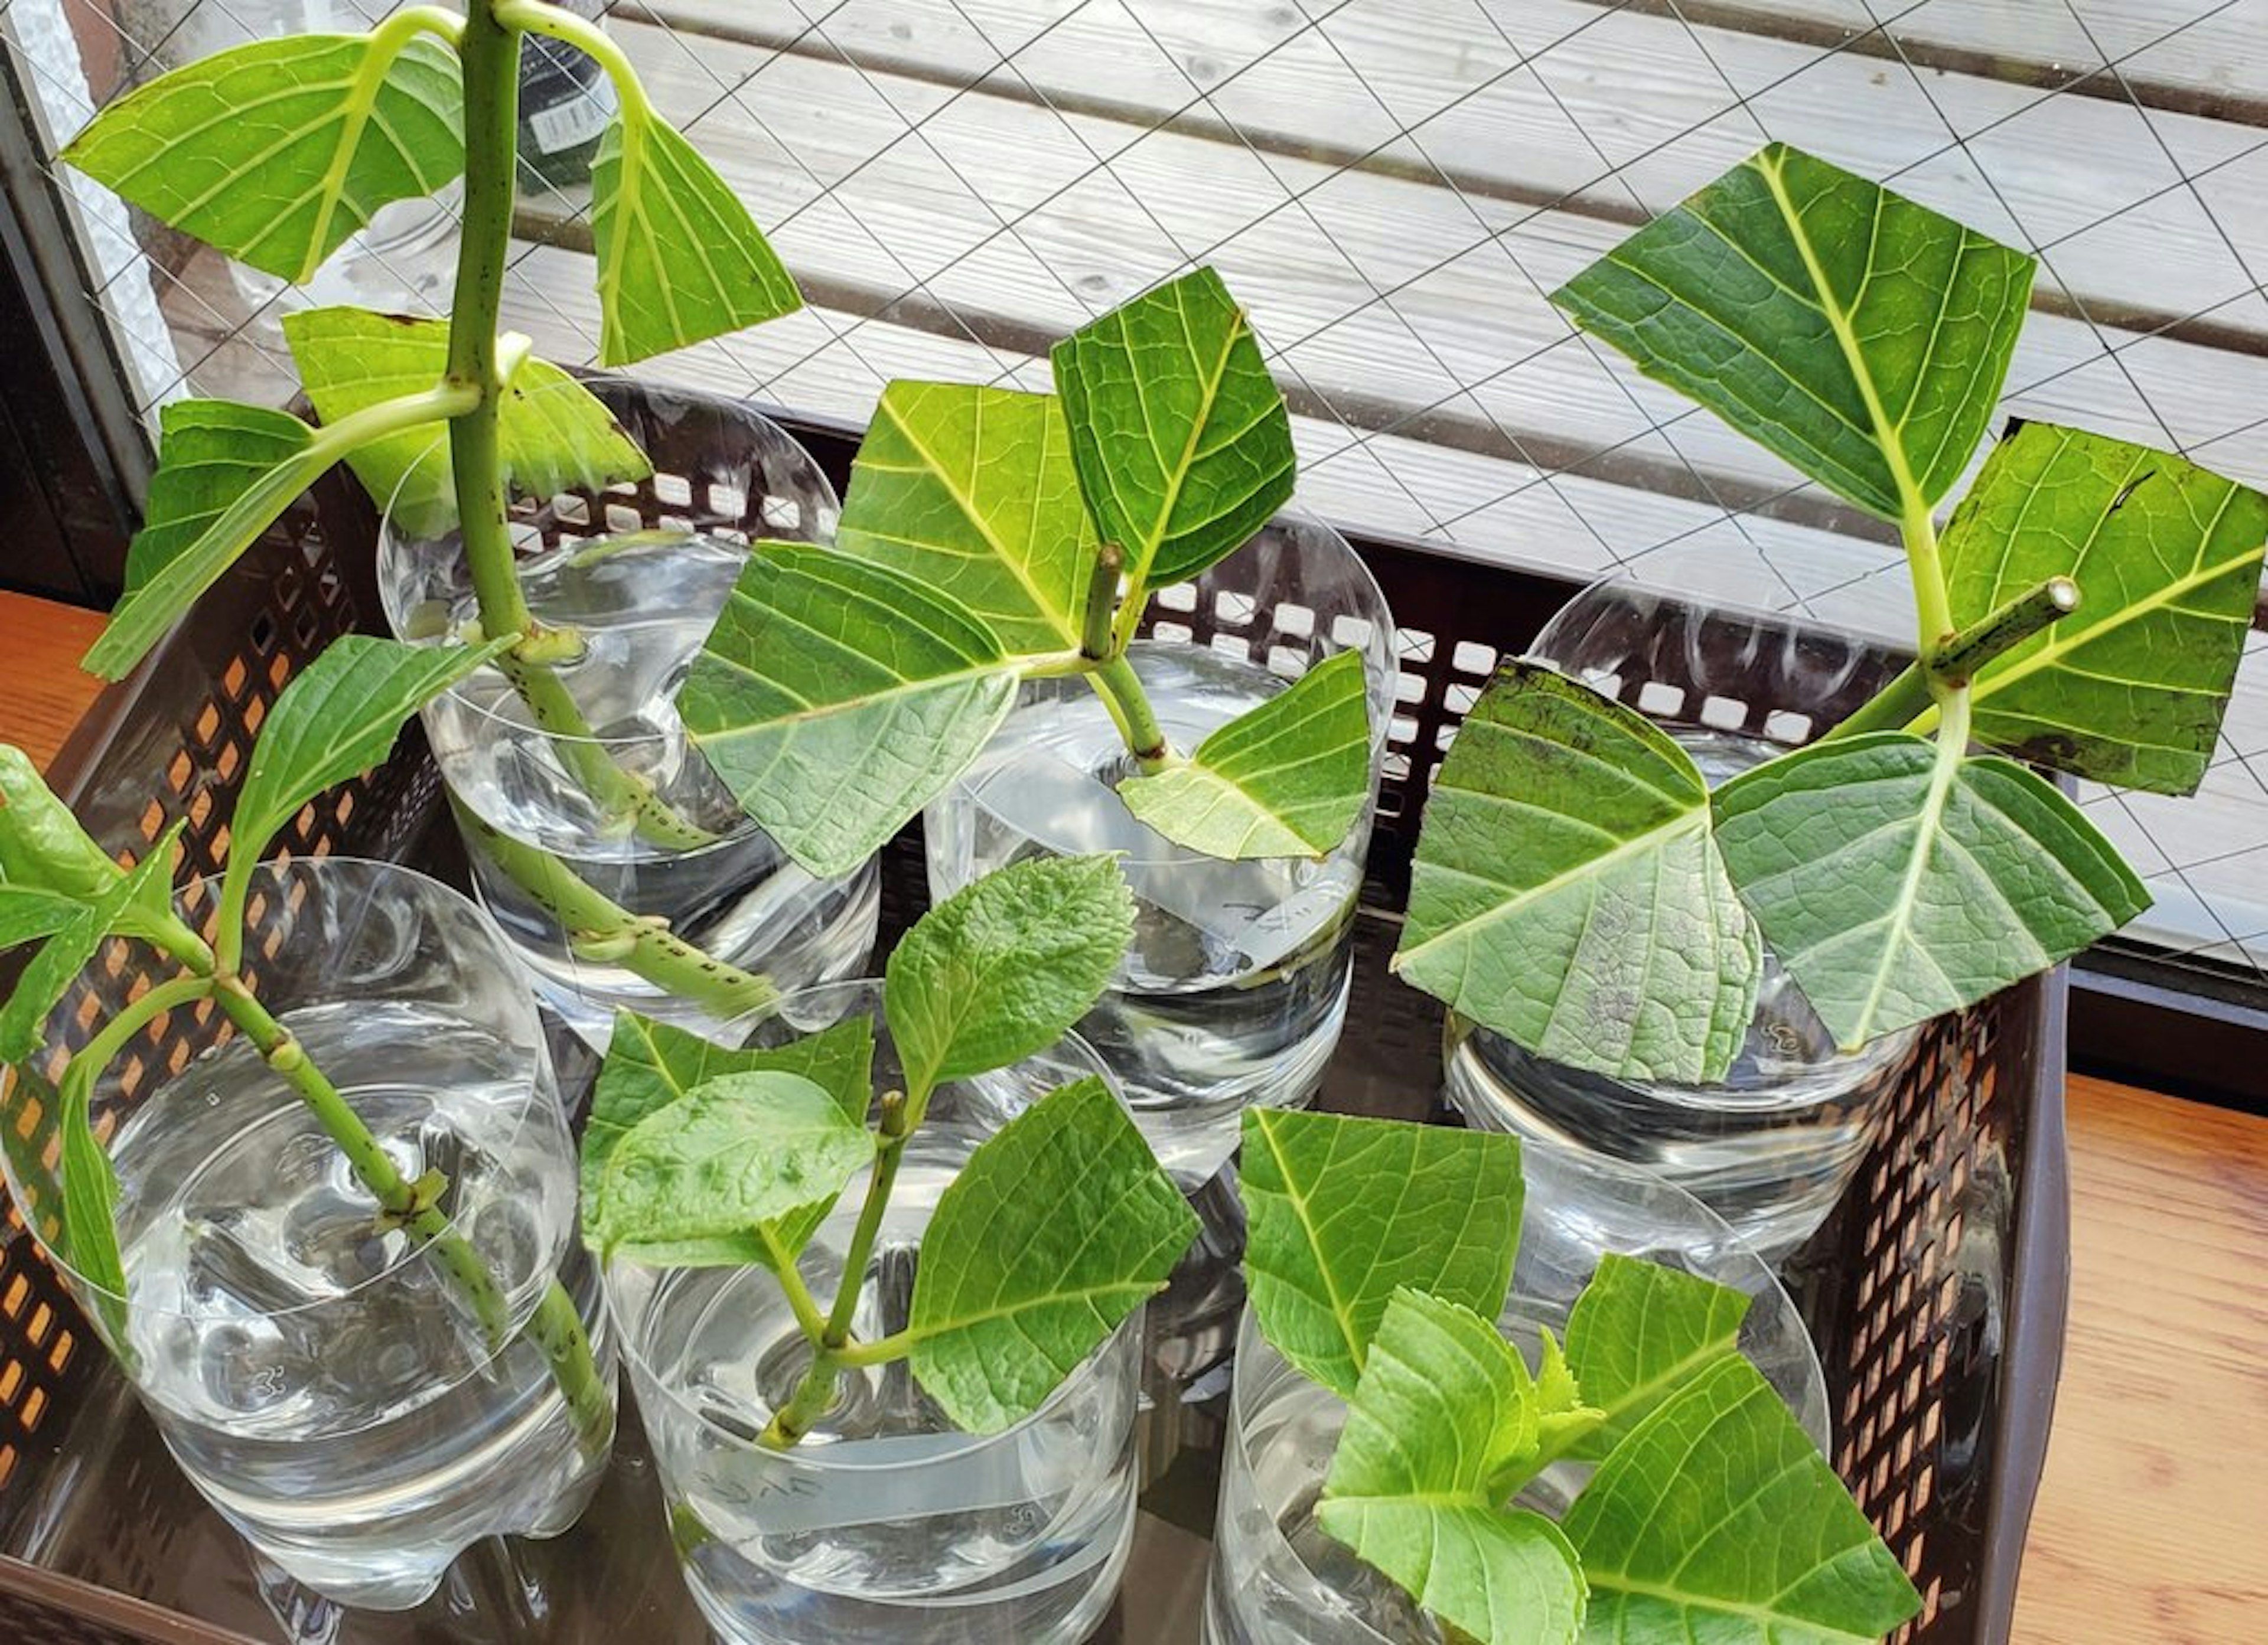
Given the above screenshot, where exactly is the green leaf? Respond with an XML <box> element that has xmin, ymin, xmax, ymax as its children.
<box><xmin>228</xmin><ymin>634</ymin><xmax>511</xmax><ymax>870</ymax></box>
<box><xmin>591</xmin><ymin>1070</ymin><xmax>874</xmax><ymax>1262</ymax></box>
<box><xmin>1393</xmin><ymin>663</ymin><xmax>1761</xmax><ymax>1085</ymax></box>
<box><xmin>1560</xmin><ymin>1254</ymin><xmax>1750</xmax><ymax>1461</ymax></box>
<box><xmin>1239</xmin><ymin>1108</ymin><xmax>1524</xmax><ymax>1399</ymax></box>
<box><xmin>884</xmin><ymin>854</ymin><xmax>1133</xmax><ymax>1096</ymax></box>
<box><xmin>1052</xmin><ymin>266</ymin><xmax>1296</xmax><ymax>592</ymax></box>
<box><xmin>1117</xmin><ymin>649</ymin><xmax>1371</xmax><ymax>859</ymax></box>
<box><xmin>591</xmin><ymin>102</ymin><xmax>801</xmax><ymax>365</ymax></box>
<box><xmin>1714</xmin><ymin>733</ymin><xmax>2150</xmax><ymax>1049</ymax></box>
<box><xmin>283</xmin><ymin>308</ymin><xmax>651</xmax><ymax>537</ymax></box>
<box><xmin>1564</xmin><ymin>1356</ymin><xmax>1922</xmax><ymax>1644</ymax></box>
<box><xmin>682</xmin><ymin>544</ymin><xmax>1041</xmax><ymax>878</ymax></box>
<box><xmin>1318</xmin><ymin>1290</ymin><xmax>1589</xmax><ymax>1645</ymax></box>
<box><xmin>1552</xmin><ymin>142</ymin><xmax>2034</xmax><ymax>520</ymax></box>
<box><xmin>1937</xmin><ymin>421</ymin><xmax>2268</xmax><ymax>795</ymax></box>
<box><xmin>0</xmin><ymin>827</ymin><xmax>181</xmax><ymax>1065</ymax></box>
<box><xmin>2</xmin><ymin>746</ymin><xmax>123</xmax><ymax>909</ymax></box>
<box><xmin>907</xmin><ymin>1075</ymin><xmax>1197</xmax><ymax>1432</ymax></box>
<box><xmin>836</xmin><ymin>382</ymin><xmax>1100</xmax><ymax>654</ymax></box>
<box><xmin>58</xmin><ymin>1058</ymin><xmax>128</xmax><ymax>1306</ymax></box>
<box><xmin>61</xmin><ymin>26</ymin><xmax>464</xmax><ymax>284</ymax></box>
<box><xmin>83</xmin><ymin>401</ymin><xmax>325</xmax><ymax>681</ymax></box>
<box><xmin>582</xmin><ymin>1009</ymin><xmax>874</xmax><ymax>1267</ymax></box>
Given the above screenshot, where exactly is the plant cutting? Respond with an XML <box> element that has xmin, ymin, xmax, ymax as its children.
<box><xmin>1395</xmin><ymin>145</ymin><xmax>2266</xmax><ymax>1123</ymax></box>
<box><xmin>585</xmin><ymin>852</ymin><xmax>1199</xmax><ymax>1641</ymax></box>
<box><xmin>672</xmin><ymin>265</ymin><xmax>1392</xmax><ymax>1177</ymax></box>
<box><xmin>1214</xmin><ymin>1106</ymin><xmax>1920</xmax><ymax>1644</ymax></box>
<box><xmin>57</xmin><ymin>0</ymin><xmax>840</xmax><ymax>1039</ymax></box>
<box><xmin>0</xmin><ymin>635</ymin><xmax>614</xmax><ymax>1605</ymax></box>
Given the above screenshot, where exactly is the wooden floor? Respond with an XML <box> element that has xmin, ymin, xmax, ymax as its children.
<box><xmin>4</xmin><ymin>588</ymin><xmax>2266</xmax><ymax>1641</ymax></box>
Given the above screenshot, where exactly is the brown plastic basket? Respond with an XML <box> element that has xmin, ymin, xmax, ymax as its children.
<box><xmin>0</xmin><ymin>389</ymin><xmax>2065</xmax><ymax>1643</ymax></box>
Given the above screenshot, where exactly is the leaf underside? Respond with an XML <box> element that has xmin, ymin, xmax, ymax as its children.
<box><xmin>1939</xmin><ymin>420</ymin><xmax>2268</xmax><ymax>796</ymax></box>
<box><xmin>681</xmin><ymin>544</ymin><xmax>1032</xmax><ymax>879</ymax></box>
<box><xmin>836</xmin><ymin>381</ymin><xmax>1100</xmax><ymax>655</ymax></box>
<box><xmin>582</xmin><ymin>1009</ymin><xmax>874</xmax><ymax>1267</ymax></box>
<box><xmin>1117</xmin><ymin>649</ymin><xmax>1373</xmax><ymax>859</ymax></box>
<box><xmin>1052</xmin><ymin>266</ymin><xmax>1296</xmax><ymax>589</ymax></box>
<box><xmin>1394</xmin><ymin>662</ymin><xmax>1760</xmax><ymax>1085</ymax></box>
<box><xmin>1552</xmin><ymin>142</ymin><xmax>2034</xmax><ymax>518</ymax></box>
<box><xmin>63</xmin><ymin>31</ymin><xmax>464</xmax><ymax>284</ymax></box>
<box><xmin>590</xmin><ymin>107</ymin><xmax>801</xmax><ymax>366</ymax></box>
<box><xmin>282</xmin><ymin>308</ymin><xmax>651</xmax><ymax>537</ymax></box>
<box><xmin>1713</xmin><ymin>733</ymin><xmax>2150</xmax><ymax>1050</ymax></box>
<box><xmin>907</xmin><ymin>1075</ymin><xmax>1196</xmax><ymax>1434</ymax></box>
<box><xmin>1239</xmin><ymin>1108</ymin><xmax>1524</xmax><ymax>1399</ymax></box>
<box><xmin>1563</xmin><ymin>1356</ymin><xmax>1922</xmax><ymax>1644</ymax></box>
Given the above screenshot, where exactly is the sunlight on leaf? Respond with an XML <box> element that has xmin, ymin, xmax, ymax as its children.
<box><xmin>1118</xmin><ymin>649</ymin><xmax>1371</xmax><ymax>859</ymax></box>
<box><xmin>1553</xmin><ymin>143</ymin><xmax>2033</xmax><ymax>520</ymax></box>
<box><xmin>63</xmin><ymin>27</ymin><xmax>464</xmax><ymax>283</ymax></box>
<box><xmin>1394</xmin><ymin>663</ymin><xmax>1760</xmax><ymax>1085</ymax></box>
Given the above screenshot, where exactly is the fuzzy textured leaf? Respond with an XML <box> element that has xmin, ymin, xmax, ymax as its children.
<box><xmin>582</xmin><ymin>1010</ymin><xmax>874</xmax><ymax>1267</ymax></box>
<box><xmin>83</xmin><ymin>402</ymin><xmax>330</xmax><ymax>680</ymax></box>
<box><xmin>885</xmin><ymin>855</ymin><xmax>1133</xmax><ymax>1095</ymax></box>
<box><xmin>908</xmin><ymin>1075</ymin><xmax>1197</xmax><ymax>1432</ymax></box>
<box><xmin>1552</xmin><ymin>142</ymin><xmax>2033</xmax><ymax>519</ymax></box>
<box><xmin>1319</xmin><ymin>1290</ymin><xmax>1588</xmax><ymax>1645</ymax></box>
<box><xmin>682</xmin><ymin>544</ymin><xmax>1037</xmax><ymax>878</ymax></box>
<box><xmin>1715</xmin><ymin>733</ymin><xmax>2149</xmax><ymax>1049</ymax></box>
<box><xmin>1052</xmin><ymin>267</ymin><xmax>1296</xmax><ymax>591</ymax></box>
<box><xmin>1560</xmin><ymin>1254</ymin><xmax>1751</xmax><ymax>1461</ymax></box>
<box><xmin>1118</xmin><ymin>650</ymin><xmax>1371</xmax><ymax>859</ymax></box>
<box><xmin>591</xmin><ymin>104</ymin><xmax>801</xmax><ymax>365</ymax></box>
<box><xmin>592</xmin><ymin>1070</ymin><xmax>874</xmax><ymax>1261</ymax></box>
<box><xmin>63</xmin><ymin>28</ymin><xmax>464</xmax><ymax>283</ymax></box>
<box><xmin>836</xmin><ymin>382</ymin><xmax>1100</xmax><ymax>654</ymax></box>
<box><xmin>284</xmin><ymin>308</ymin><xmax>651</xmax><ymax>536</ymax></box>
<box><xmin>1937</xmin><ymin>421</ymin><xmax>2268</xmax><ymax>795</ymax></box>
<box><xmin>1394</xmin><ymin>663</ymin><xmax>1761</xmax><ymax>1085</ymax></box>
<box><xmin>1564</xmin><ymin>1356</ymin><xmax>1921</xmax><ymax>1644</ymax></box>
<box><xmin>230</xmin><ymin>634</ymin><xmax>511</xmax><ymax>869</ymax></box>
<box><xmin>1240</xmin><ymin>1108</ymin><xmax>1524</xmax><ymax>1399</ymax></box>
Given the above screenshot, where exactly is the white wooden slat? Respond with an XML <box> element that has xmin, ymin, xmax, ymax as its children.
<box><xmin>642</xmin><ymin>0</ymin><xmax>2268</xmax><ymax>343</ymax></box>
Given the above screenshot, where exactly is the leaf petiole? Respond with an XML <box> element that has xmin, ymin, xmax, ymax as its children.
<box><xmin>1086</xmin><ymin>654</ymin><xmax>1175</xmax><ymax>773</ymax></box>
<box><xmin>494</xmin><ymin>0</ymin><xmax>653</xmax><ymax>120</ymax></box>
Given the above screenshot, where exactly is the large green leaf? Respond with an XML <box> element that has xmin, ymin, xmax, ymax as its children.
<box><xmin>1559</xmin><ymin>1253</ymin><xmax>1751</xmax><ymax>1461</ymax></box>
<box><xmin>582</xmin><ymin>1009</ymin><xmax>874</xmax><ymax>1267</ymax></box>
<box><xmin>907</xmin><ymin>1075</ymin><xmax>1197</xmax><ymax>1433</ymax></box>
<box><xmin>1563</xmin><ymin>1356</ymin><xmax>1921</xmax><ymax>1644</ymax></box>
<box><xmin>1240</xmin><ymin>1108</ymin><xmax>1523</xmax><ymax>1399</ymax></box>
<box><xmin>1318</xmin><ymin>1290</ymin><xmax>1589</xmax><ymax>1645</ymax></box>
<box><xmin>883</xmin><ymin>855</ymin><xmax>1133</xmax><ymax>1098</ymax></box>
<box><xmin>682</xmin><ymin>544</ymin><xmax>1042</xmax><ymax>878</ymax></box>
<box><xmin>229</xmin><ymin>635</ymin><xmax>511</xmax><ymax>869</ymax></box>
<box><xmin>1934</xmin><ymin>420</ymin><xmax>2268</xmax><ymax>795</ymax></box>
<box><xmin>591</xmin><ymin>102</ymin><xmax>801</xmax><ymax>365</ymax></box>
<box><xmin>1393</xmin><ymin>664</ymin><xmax>1761</xmax><ymax>1085</ymax></box>
<box><xmin>283</xmin><ymin>308</ymin><xmax>651</xmax><ymax>537</ymax></box>
<box><xmin>836</xmin><ymin>382</ymin><xmax>1100</xmax><ymax>655</ymax></box>
<box><xmin>1052</xmin><ymin>267</ymin><xmax>1296</xmax><ymax>595</ymax></box>
<box><xmin>1</xmin><ymin>746</ymin><xmax>123</xmax><ymax>909</ymax></box>
<box><xmin>62</xmin><ymin>26</ymin><xmax>464</xmax><ymax>283</ymax></box>
<box><xmin>1714</xmin><ymin>733</ymin><xmax>2149</xmax><ymax>1049</ymax></box>
<box><xmin>589</xmin><ymin>1070</ymin><xmax>874</xmax><ymax>1262</ymax></box>
<box><xmin>1117</xmin><ymin>649</ymin><xmax>1372</xmax><ymax>859</ymax></box>
<box><xmin>0</xmin><ymin>827</ymin><xmax>181</xmax><ymax>1065</ymax></box>
<box><xmin>83</xmin><ymin>402</ymin><xmax>320</xmax><ymax>681</ymax></box>
<box><xmin>1552</xmin><ymin>143</ymin><xmax>2034</xmax><ymax>520</ymax></box>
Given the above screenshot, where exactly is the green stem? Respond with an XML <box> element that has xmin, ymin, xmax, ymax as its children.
<box><xmin>458</xmin><ymin>812</ymin><xmax>779</xmax><ymax>1021</ymax></box>
<box><xmin>211</xmin><ymin>975</ymin><xmax>612</xmax><ymax>1458</ymax></box>
<box><xmin>1087</xmin><ymin>654</ymin><xmax>1175</xmax><ymax>774</ymax></box>
<box><xmin>496</xmin><ymin>0</ymin><xmax>653</xmax><ymax>118</ymax></box>
<box><xmin>1079</xmin><ymin>544</ymin><xmax>1123</xmax><ymax>662</ymax></box>
<box><xmin>61</xmin><ymin>976</ymin><xmax>214</xmax><ymax>1101</ymax></box>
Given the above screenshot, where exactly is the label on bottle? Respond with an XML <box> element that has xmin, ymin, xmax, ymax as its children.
<box><xmin>691</xmin><ymin>1432</ymin><xmax>1053</xmax><ymax>1535</ymax></box>
<box><xmin>528</xmin><ymin>80</ymin><xmax>618</xmax><ymax>155</ymax></box>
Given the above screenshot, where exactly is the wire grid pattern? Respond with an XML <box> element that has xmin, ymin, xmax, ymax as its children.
<box><xmin>4</xmin><ymin>0</ymin><xmax>2266</xmax><ymax>976</ymax></box>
